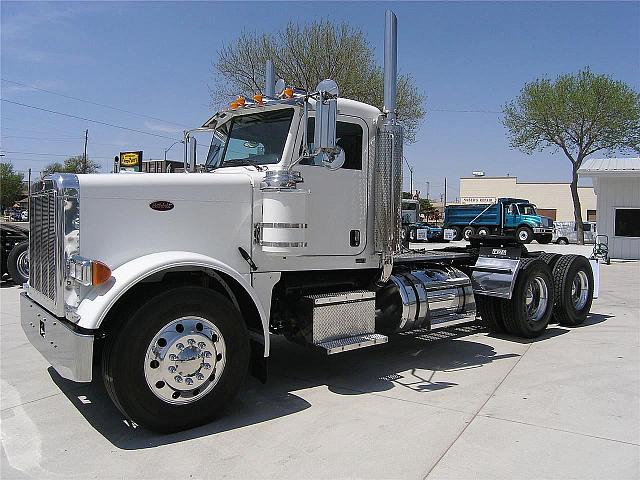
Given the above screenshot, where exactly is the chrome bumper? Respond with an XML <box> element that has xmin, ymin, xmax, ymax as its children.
<box><xmin>533</xmin><ymin>227</ymin><xmax>553</xmax><ymax>234</ymax></box>
<box><xmin>20</xmin><ymin>292</ymin><xmax>94</xmax><ymax>382</ymax></box>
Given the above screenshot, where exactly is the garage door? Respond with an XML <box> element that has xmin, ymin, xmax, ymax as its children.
<box><xmin>537</xmin><ymin>208</ymin><xmax>557</xmax><ymax>220</ymax></box>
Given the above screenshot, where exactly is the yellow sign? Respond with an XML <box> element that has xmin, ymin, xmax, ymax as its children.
<box><xmin>119</xmin><ymin>151</ymin><xmax>142</xmax><ymax>172</ymax></box>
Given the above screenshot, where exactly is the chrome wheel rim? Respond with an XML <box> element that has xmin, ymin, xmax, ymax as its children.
<box><xmin>478</xmin><ymin>229</ymin><xmax>488</xmax><ymax>236</ymax></box>
<box><xmin>525</xmin><ymin>276</ymin><xmax>548</xmax><ymax>322</ymax></box>
<box><xmin>16</xmin><ymin>250</ymin><xmax>29</xmax><ymax>280</ymax></box>
<box><xmin>571</xmin><ymin>270</ymin><xmax>589</xmax><ymax>310</ymax></box>
<box><xmin>518</xmin><ymin>230</ymin><xmax>529</xmax><ymax>241</ymax></box>
<box><xmin>144</xmin><ymin>316</ymin><xmax>226</xmax><ymax>405</ymax></box>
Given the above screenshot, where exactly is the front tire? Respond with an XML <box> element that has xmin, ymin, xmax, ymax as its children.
<box><xmin>102</xmin><ymin>286</ymin><xmax>250</xmax><ymax>432</ymax></box>
<box><xmin>516</xmin><ymin>226</ymin><xmax>533</xmax><ymax>244</ymax></box>
<box><xmin>501</xmin><ymin>258</ymin><xmax>554</xmax><ymax>338</ymax></box>
<box><xmin>7</xmin><ymin>241</ymin><xmax>29</xmax><ymax>284</ymax></box>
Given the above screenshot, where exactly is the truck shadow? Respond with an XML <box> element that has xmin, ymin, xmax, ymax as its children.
<box><xmin>48</xmin><ymin>317</ymin><xmax>602</xmax><ymax>450</ymax></box>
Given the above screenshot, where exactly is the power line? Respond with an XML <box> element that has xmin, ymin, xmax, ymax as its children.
<box><xmin>2</xmin><ymin>78</ymin><xmax>190</xmax><ymax>128</ymax></box>
<box><xmin>430</xmin><ymin>108</ymin><xmax>501</xmax><ymax>114</ymax></box>
<box><xmin>4</xmin><ymin>150</ymin><xmax>113</xmax><ymax>159</ymax></box>
<box><xmin>1</xmin><ymin>99</ymin><xmax>182</xmax><ymax>141</ymax></box>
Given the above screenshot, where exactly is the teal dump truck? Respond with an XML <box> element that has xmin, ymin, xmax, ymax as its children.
<box><xmin>444</xmin><ymin>198</ymin><xmax>554</xmax><ymax>243</ymax></box>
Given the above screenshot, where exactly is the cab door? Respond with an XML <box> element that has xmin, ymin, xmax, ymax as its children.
<box><xmin>295</xmin><ymin>115</ymin><xmax>369</xmax><ymax>256</ymax></box>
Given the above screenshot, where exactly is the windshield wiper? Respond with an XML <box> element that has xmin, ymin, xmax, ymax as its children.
<box><xmin>220</xmin><ymin>159</ymin><xmax>265</xmax><ymax>170</ymax></box>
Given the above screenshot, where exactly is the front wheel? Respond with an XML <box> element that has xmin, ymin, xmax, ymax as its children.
<box><xmin>476</xmin><ymin>227</ymin><xmax>491</xmax><ymax>236</ymax></box>
<box><xmin>462</xmin><ymin>226</ymin><xmax>476</xmax><ymax>241</ymax></box>
<box><xmin>102</xmin><ymin>286</ymin><xmax>250</xmax><ymax>432</ymax></box>
<box><xmin>516</xmin><ymin>226</ymin><xmax>533</xmax><ymax>244</ymax></box>
<box><xmin>557</xmin><ymin>238</ymin><xmax>569</xmax><ymax>245</ymax></box>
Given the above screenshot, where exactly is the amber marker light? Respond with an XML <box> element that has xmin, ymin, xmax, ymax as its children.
<box><xmin>91</xmin><ymin>260</ymin><xmax>112</xmax><ymax>286</ymax></box>
<box><xmin>236</xmin><ymin>96</ymin><xmax>246</xmax><ymax>106</ymax></box>
<box><xmin>253</xmin><ymin>94</ymin><xmax>264</xmax><ymax>104</ymax></box>
<box><xmin>283</xmin><ymin>87</ymin><xmax>294</xmax><ymax>98</ymax></box>
<box><xmin>229</xmin><ymin>101</ymin><xmax>238</xmax><ymax>110</ymax></box>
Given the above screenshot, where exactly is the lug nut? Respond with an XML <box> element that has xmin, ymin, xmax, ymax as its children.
<box><xmin>176</xmin><ymin>343</ymin><xmax>184</xmax><ymax>350</ymax></box>
<box><xmin>198</xmin><ymin>342</ymin><xmax>206</xmax><ymax>349</ymax></box>
<box><xmin>185</xmin><ymin>378</ymin><xmax>193</xmax><ymax>385</ymax></box>
<box><xmin>168</xmin><ymin>366</ymin><xmax>176</xmax><ymax>373</ymax></box>
<box><xmin>203</xmin><ymin>363</ymin><xmax>212</xmax><ymax>370</ymax></box>
<box><xmin>169</xmin><ymin>354</ymin><xmax>177</xmax><ymax>361</ymax></box>
<box><xmin>204</xmin><ymin>351</ymin><xmax>212</xmax><ymax>358</ymax></box>
<box><xmin>196</xmin><ymin>373</ymin><xmax>204</xmax><ymax>381</ymax></box>
<box><xmin>174</xmin><ymin>375</ymin><xmax>183</xmax><ymax>383</ymax></box>
<box><xmin>188</xmin><ymin>339</ymin><xmax>196</xmax><ymax>346</ymax></box>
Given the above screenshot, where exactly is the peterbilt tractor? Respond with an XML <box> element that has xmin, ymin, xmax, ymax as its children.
<box><xmin>21</xmin><ymin>11</ymin><xmax>596</xmax><ymax>432</ymax></box>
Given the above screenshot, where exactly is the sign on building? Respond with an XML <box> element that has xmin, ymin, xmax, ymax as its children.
<box><xmin>461</xmin><ymin>196</ymin><xmax>497</xmax><ymax>205</ymax></box>
<box><xmin>119</xmin><ymin>151</ymin><xmax>143</xmax><ymax>172</ymax></box>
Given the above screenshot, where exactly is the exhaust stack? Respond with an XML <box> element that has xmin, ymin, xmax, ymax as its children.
<box><xmin>374</xmin><ymin>10</ymin><xmax>403</xmax><ymax>284</ymax></box>
<box><xmin>264</xmin><ymin>60</ymin><xmax>275</xmax><ymax>97</ymax></box>
<box><xmin>383</xmin><ymin>10</ymin><xmax>398</xmax><ymax>120</ymax></box>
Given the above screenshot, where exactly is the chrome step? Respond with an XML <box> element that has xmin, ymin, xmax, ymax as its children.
<box><xmin>315</xmin><ymin>333</ymin><xmax>388</xmax><ymax>355</ymax></box>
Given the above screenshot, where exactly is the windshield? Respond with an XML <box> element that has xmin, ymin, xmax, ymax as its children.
<box><xmin>207</xmin><ymin>108</ymin><xmax>294</xmax><ymax>169</ymax></box>
<box><xmin>519</xmin><ymin>204</ymin><xmax>537</xmax><ymax>216</ymax></box>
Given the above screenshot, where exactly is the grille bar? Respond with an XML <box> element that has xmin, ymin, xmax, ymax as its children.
<box><xmin>29</xmin><ymin>189</ymin><xmax>58</xmax><ymax>304</ymax></box>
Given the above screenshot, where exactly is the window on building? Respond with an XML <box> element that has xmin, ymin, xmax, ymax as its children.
<box><xmin>587</xmin><ymin>210</ymin><xmax>597</xmax><ymax>222</ymax></box>
<box><xmin>301</xmin><ymin>118</ymin><xmax>363</xmax><ymax>170</ymax></box>
<box><xmin>614</xmin><ymin>209</ymin><xmax>640</xmax><ymax>237</ymax></box>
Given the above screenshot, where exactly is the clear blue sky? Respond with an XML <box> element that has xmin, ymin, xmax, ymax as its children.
<box><xmin>2</xmin><ymin>1</ymin><xmax>639</xmax><ymax>200</ymax></box>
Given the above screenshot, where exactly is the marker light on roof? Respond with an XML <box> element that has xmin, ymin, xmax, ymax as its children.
<box><xmin>236</xmin><ymin>96</ymin><xmax>246</xmax><ymax>107</ymax></box>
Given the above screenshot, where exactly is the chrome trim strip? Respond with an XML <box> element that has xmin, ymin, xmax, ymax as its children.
<box><xmin>260</xmin><ymin>241</ymin><xmax>307</xmax><ymax>248</ymax></box>
<box><xmin>260</xmin><ymin>222</ymin><xmax>308</xmax><ymax>229</ymax></box>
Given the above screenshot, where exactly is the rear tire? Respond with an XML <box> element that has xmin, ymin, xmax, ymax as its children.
<box><xmin>500</xmin><ymin>258</ymin><xmax>554</xmax><ymax>338</ymax></box>
<box><xmin>476</xmin><ymin>295</ymin><xmax>507</xmax><ymax>333</ymax></box>
<box><xmin>551</xmin><ymin>255</ymin><xmax>594</xmax><ymax>326</ymax></box>
<box><xmin>462</xmin><ymin>226</ymin><xmax>475</xmax><ymax>241</ymax></box>
<box><xmin>477</xmin><ymin>227</ymin><xmax>491</xmax><ymax>236</ymax></box>
<box><xmin>557</xmin><ymin>238</ymin><xmax>568</xmax><ymax>245</ymax></box>
<box><xmin>102</xmin><ymin>286</ymin><xmax>250</xmax><ymax>432</ymax></box>
<box><xmin>451</xmin><ymin>226</ymin><xmax>462</xmax><ymax>241</ymax></box>
<box><xmin>516</xmin><ymin>226</ymin><xmax>533</xmax><ymax>244</ymax></box>
<box><xmin>7</xmin><ymin>241</ymin><xmax>29</xmax><ymax>284</ymax></box>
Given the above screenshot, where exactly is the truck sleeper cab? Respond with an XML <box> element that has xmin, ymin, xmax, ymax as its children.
<box><xmin>20</xmin><ymin>10</ymin><xmax>596</xmax><ymax>433</ymax></box>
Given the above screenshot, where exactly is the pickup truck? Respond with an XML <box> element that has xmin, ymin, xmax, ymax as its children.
<box><xmin>444</xmin><ymin>198</ymin><xmax>554</xmax><ymax>244</ymax></box>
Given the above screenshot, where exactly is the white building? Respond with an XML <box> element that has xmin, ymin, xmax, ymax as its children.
<box><xmin>578</xmin><ymin>157</ymin><xmax>640</xmax><ymax>260</ymax></box>
<box><xmin>459</xmin><ymin>176</ymin><xmax>596</xmax><ymax>222</ymax></box>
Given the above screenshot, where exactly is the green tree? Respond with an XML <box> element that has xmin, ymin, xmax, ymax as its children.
<box><xmin>212</xmin><ymin>20</ymin><xmax>426</xmax><ymax>142</ymax></box>
<box><xmin>42</xmin><ymin>155</ymin><xmax>101</xmax><ymax>177</ymax></box>
<box><xmin>503</xmin><ymin>68</ymin><xmax>640</xmax><ymax>243</ymax></box>
<box><xmin>419</xmin><ymin>197</ymin><xmax>437</xmax><ymax>220</ymax></box>
<box><xmin>0</xmin><ymin>162</ymin><xmax>25</xmax><ymax>211</ymax></box>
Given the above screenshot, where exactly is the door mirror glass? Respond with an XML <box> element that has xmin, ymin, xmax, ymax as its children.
<box><xmin>314</xmin><ymin>79</ymin><xmax>338</xmax><ymax>155</ymax></box>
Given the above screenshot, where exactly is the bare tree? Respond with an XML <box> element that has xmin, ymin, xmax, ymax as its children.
<box><xmin>211</xmin><ymin>20</ymin><xmax>426</xmax><ymax>142</ymax></box>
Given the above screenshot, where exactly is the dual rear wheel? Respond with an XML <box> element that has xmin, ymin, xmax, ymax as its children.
<box><xmin>478</xmin><ymin>255</ymin><xmax>594</xmax><ymax>337</ymax></box>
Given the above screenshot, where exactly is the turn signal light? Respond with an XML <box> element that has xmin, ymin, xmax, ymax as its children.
<box><xmin>283</xmin><ymin>87</ymin><xmax>294</xmax><ymax>98</ymax></box>
<box><xmin>229</xmin><ymin>101</ymin><xmax>238</xmax><ymax>110</ymax></box>
<box><xmin>236</xmin><ymin>96</ymin><xmax>246</xmax><ymax>106</ymax></box>
<box><xmin>91</xmin><ymin>260</ymin><xmax>112</xmax><ymax>286</ymax></box>
<box><xmin>253</xmin><ymin>94</ymin><xmax>264</xmax><ymax>104</ymax></box>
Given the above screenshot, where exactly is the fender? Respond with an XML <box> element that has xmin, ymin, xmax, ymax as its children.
<box><xmin>74</xmin><ymin>251</ymin><xmax>270</xmax><ymax>356</ymax></box>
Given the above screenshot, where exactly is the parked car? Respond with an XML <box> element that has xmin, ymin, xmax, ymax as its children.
<box><xmin>552</xmin><ymin>221</ymin><xmax>597</xmax><ymax>244</ymax></box>
<box><xmin>1</xmin><ymin>223</ymin><xmax>29</xmax><ymax>283</ymax></box>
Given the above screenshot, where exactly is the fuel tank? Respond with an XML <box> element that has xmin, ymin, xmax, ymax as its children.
<box><xmin>376</xmin><ymin>266</ymin><xmax>476</xmax><ymax>333</ymax></box>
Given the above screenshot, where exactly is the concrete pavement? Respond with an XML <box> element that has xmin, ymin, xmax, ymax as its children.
<box><xmin>1</xmin><ymin>256</ymin><xmax>638</xmax><ymax>479</ymax></box>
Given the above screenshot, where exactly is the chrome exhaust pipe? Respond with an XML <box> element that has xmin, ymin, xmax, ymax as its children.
<box><xmin>265</xmin><ymin>60</ymin><xmax>275</xmax><ymax>97</ymax></box>
<box><xmin>383</xmin><ymin>10</ymin><xmax>398</xmax><ymax>120</ymax></box>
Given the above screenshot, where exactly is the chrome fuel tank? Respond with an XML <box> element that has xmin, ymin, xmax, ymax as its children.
<box><xmin>376</xmin><ymin>266</ymin><xmax>476</xmax><ymax>333</ymax></box>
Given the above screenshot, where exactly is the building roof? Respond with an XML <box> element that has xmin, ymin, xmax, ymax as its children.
<box><xmin>578</xmin><ymin>157</ymin><xmax>640</xmax><ymax>176</ymax></box>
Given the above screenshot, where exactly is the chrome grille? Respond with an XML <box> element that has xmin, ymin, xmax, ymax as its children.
<box><xmin>29</xmin><ymin>188</ymin><xmax>58</xmax><ymax>303</ymax></box>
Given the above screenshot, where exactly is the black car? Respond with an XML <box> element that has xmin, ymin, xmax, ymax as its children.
<box><xmin>1</xmin><ymin>223</ymin><xmax>29</xmax><ymax>284</ymax></box>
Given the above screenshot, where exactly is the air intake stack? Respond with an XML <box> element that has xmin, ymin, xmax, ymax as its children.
<box><xmin>374</xmin><ymin>10</ymin><xmax>403</xmax><ymax>283</ymax></box>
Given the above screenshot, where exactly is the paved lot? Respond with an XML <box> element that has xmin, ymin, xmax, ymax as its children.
<box><xmin>1</xmin><ymin>250</ymin><xmax>638</xmax><ymax>479</ymax></box>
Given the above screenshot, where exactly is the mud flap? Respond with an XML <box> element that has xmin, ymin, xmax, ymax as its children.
<box><xmin>469</xmin><ymin>246</ymin><xmax>522</xmax><ymax>300</ymax></box>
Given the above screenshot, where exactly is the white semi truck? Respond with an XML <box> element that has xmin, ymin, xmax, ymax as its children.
<box><xmin>21</xmin><ymin>11</ymin><xmax>595</xmax><ymax>432</ymax></box>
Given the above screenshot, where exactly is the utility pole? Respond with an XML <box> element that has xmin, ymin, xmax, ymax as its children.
<box><xmin>403</xmin><ymin>156</ymin><xmax>413</xmax><ymax>195</ymax></box>
<box><xmin>444</xmin><ymin>177</ymin><xmax>447</xmax><ymax>208</ymax></box>
<box><xmin>83</xmin><ymin>129</ymin><xmax>88</xmax><ymax>174</ymax></box>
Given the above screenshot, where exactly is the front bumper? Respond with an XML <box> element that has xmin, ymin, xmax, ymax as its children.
<box><xmin>533</xmin><ymin>227</ymin><xmax>553</xmax><ymax>234</ymax></box>
<box><xmin>20</xmin><ymin>292</ymin><xmax>94</xmax><ymax>382</ymax></box>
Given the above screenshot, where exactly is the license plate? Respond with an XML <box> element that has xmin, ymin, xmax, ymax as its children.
<box><xmin>416</xmin><ymin>229</ymin><xmax>429</xmax><ymax>240</ymax></box>
<box><xmin>444</xmin><ymin>229</ymin><xmax>456</xmax><ymax>240</ymax></box>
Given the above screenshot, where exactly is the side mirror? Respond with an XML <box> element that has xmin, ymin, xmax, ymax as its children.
<box><xmin>321</xmin><ymin>146</ymin><xmax>345</xmax><ymax>171</ymax></box>
<box><xmin>314</xmin><ymin>79</ymin><xmax>339</xmax><ymax>157</ymax></box>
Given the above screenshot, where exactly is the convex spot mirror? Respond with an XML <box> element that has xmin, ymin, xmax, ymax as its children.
<box><xmin>321</xmin><ymin>146</ymin><xmax>345</xmax><ymax>171</ymax></box>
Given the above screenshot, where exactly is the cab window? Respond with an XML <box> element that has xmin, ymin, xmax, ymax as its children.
<box><xmin>301</xmin><ymin>118</ymin><xmax>363</xmax><ymax>170</ymax></box>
